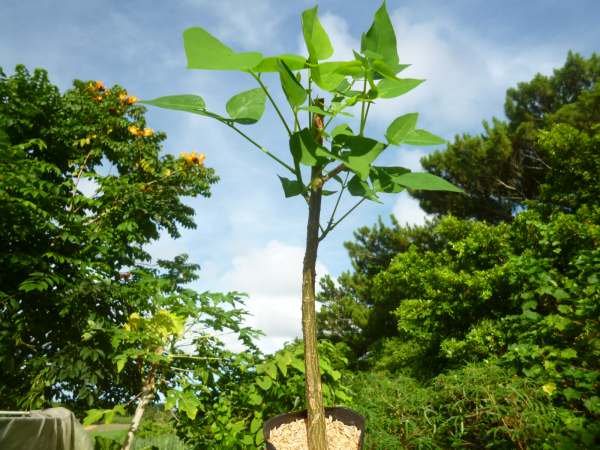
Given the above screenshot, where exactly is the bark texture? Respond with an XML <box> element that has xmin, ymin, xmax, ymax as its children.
<box><xmin>121</xmin><ymin>371</ymin><xmax>156</xmax><ymax>450</ymax></box>
<box><xmin>303</xmin><ymin>165</ymin><xmax>328</xmax><ymax>450</ymax></box>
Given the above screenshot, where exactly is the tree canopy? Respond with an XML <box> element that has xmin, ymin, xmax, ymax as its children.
<box><xmin>0</xmin><ymin>65</ymin><xmax>221</xmax><ymax>411</ymax></box>
<box><xmin>413</xmin><ymin>52</ymin><xmax>600</xmax><ymax>222</ymax></box>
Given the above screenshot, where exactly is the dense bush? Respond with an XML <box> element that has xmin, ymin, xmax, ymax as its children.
<box><xmin>351</xmin><ymin>363</ymin><xmax>592</xmax><ymax>449</ymax></box>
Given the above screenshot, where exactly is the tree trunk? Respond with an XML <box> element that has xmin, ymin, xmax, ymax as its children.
<box><xmin>302</xmin><ymin>167</ymin><xmax>328</xmax><ymax>450</ymax></box>
<box><xmin>121</xmin><ymin>371</ymin><xmax>156</xmax><ymax>450</ymax></box>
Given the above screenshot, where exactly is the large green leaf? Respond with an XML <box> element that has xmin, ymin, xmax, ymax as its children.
<box><xmin>226</xmin><ymin>88</ymin><xmax>266</xmax><ymax>124</ymax></box>
<box><xmin>334</xmin><ymin>135</ymin><xmax>387</xmax><ymax>180</ymax></box>
<box><xmin>290</xmin><ymin>128</ymin><xmax>324</xmax><ymax>166</ymax></box>
<box><xmin>394</xmin><ymin>172</ymin><xmax>464</xmax><ymax>192</ymax></box>
<box><xmin>301</xmin><ymin>6</ymin><xmax>333</xmax><ymax>61</ymax></box>
<box><xmin>253</xmin><ymin>54</ymin><xmax>307</xmax><ymax>72</ymax></box>
<box><xmin>369</xmin><ymin>166</ymin><xmax>410</xmax><ymax>193</ymax></box>
<box><xmin>141</xmin><ymin>95</ymin><xmax>212</xmax><ymax>116</ymax></box>
<box><xmin>311</xmin><ymin>61</ymin><xmax>362</xmax><ymax>91</ymax></box>
<box><xmin>347</xmin><ymin>175</ymin><xmax>382</xmax><ymax>203</ymax></box>
<box><xmin>277</xmin><ymin>60</ymin><xmax>307</xmax><ymax>107</ymax></box>
<box><xmin>386</xmin><ymin>113</ymin><xmax>418</xmax><ymax>145</ymax></box>
<box><xmin>403</xmin><ymin>129</ymin><xmax>446</xmax><ymax>146</ymax></box>
<box><xmin>361</xmin><ymin>1</ymin><xmax>399</xmax><ymax>66</ymax></box>
<box><xmin>377</xmin><ymin>78</ymin><xmax>424</xmax><ymax>98</ymax></box>
<box><xmin>183</xmin><ymin>27</ymin><xmax>262</xmax><ymax>71</ymax></box>
<box><xmin>278</xmin><ymin>176</ymin><xmax>305</xmax><ymax>198</ymax></box>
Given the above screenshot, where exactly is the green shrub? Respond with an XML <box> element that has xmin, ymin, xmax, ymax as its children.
<box><xmin>351</xmin><ymin>363</ymin><xmax>597</xmax><ymax>449</ymax></box>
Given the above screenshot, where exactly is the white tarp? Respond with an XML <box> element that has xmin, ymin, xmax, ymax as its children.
<box><xmin>0</xmin><ymin>407</ymin><xmax>94</xmax><ymax>450</ymax></box>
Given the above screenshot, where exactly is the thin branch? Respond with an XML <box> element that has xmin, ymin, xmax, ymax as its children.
<box><xmin>322</xmin><ymin>163</ymin><xmax>347</xmax><ymax>183</ymax></box>
<box><xmin>319</xmin><ymin>197</ymin><xmax>366</xmax><ymax>242</ymax></box>
<box><xmin>359</xmin><ymin>75</ymin><xmax>368</xmax><ymax>136</ymax></box>
<box><xmin>325</xmin><ymin>171</ymin><xmax>349</xmax><ymax>230</ymax></box>
<box><xmin>250</xmin><ymin>72</ymin><xmax>292</xmax><ymax>136</ymax></box>
<box><xmin>226</xmin><ymin>122</ymin><xmax>295</xmax><ymax>174</ymax></box>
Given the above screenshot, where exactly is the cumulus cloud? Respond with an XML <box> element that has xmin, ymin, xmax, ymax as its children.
<box><xmin>209</xmin><ymin>240</ymin><xmax>329</xmax><ymax>354</ymax></box>
<box><xmin>393</xmin><ymin>191</ymin><xmax>432</xmax><ymax>227</ymax></box>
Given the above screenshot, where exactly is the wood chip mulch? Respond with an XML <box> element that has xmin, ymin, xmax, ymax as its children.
<box><xmin>267</xmin><ymin>415</ymin><xmax>361</xmax><ymax>450</ymax></box>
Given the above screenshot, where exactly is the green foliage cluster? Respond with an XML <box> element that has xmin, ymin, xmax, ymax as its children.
<box><xmin>351</xmin><ymin>363</ymin><xmax>577</xmax><ymax>449</ymax></box>
<box><xmin>318</xmin><ymin>53</ymin><xmax>600</xmax><ymax>447</ymax></box>
<box><xmin>0</xmin><ymin>65</ymin><xmax>250</xmax><ymax>420</ymax></box>
<box><xmin>172</xmin><ymin>340</ymin><xmax>352</xmax><ymax>449</ymax></box>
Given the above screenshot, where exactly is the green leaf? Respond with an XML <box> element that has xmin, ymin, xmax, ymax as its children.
<box><xmin>361</xmin><ymin>1</ymin><xmax>399</xmax><ymax>65</ymax></box>
<box><xmin>226</xmin><ymin>88</ymin><xmax>266</xmax><ymax>124</ymax></box>
<box><xmin>253</xmin><ymin>54</ymin><xmax>307</xmax><ymax>72</ymax></box>
<box><xmin>140</xmin><ymin>95</ymin><xmax>208</xmax><ymax>115</ymax></box>
<box><xmin>311</xmin><ymin>61</ymin><xmax>362</xmax><ymax>92</ymax></box>
<box><xmin>179</xmin><ymin>392</ymin><xmax>200</xmax><ymax>420</ymax></box>
<box><xmin>386</xmin><ymin>113</ymin><xmax>418</xmax><ymax>145</ymax></box>
<box><xmin>301</xmin><ymin>6</ymin><xmax>333</xmax><ymax>61</ymax></box>
<box><xmin>333</xmin><ymin>135</ymin><xmax>387</xmax><ymax>180</ymax></box>
<box><xmin>369</xmin><ymin>166</ymin><xmax>410</xmax><ymax>193</ymax></box>
<box><xmin>330</xmin><ymin>124</ymin><xmax>354</xmax><ymax>139</ymax></box>
<box><xmin>347</xmin><ymin>175</ymin><xmax>381</xmax><ymax>203</ymax></box>
<box><xmin>403</xmin><ymin>129</ymin><xmax>446</xmax><ymax>146</ymax></box>
<box><xmin>290</xmin><ymin>128</ymin><xmax>325</xmax><ymax>166</ymax></box>
<box><xmin>256</xmin><ymin>376</ymin><xmax>273</xmax><ymax>391</ymax></box>
<box><xmin>371</xmin><ymin>60</ymin><xmax>409</xmax><ymax>80</ymax></box>
<box><xmin>83</xmin><ymin>409</ymin><xmax>105</xmax><ymax>426</ymax></box>
<box><xmin>250</xmin><ymin>415</ymin><xmax>262</xmax><ymax>434</ymax></box>
<box><xmin>393</xmin><ymin>172</ymin><xmax>463</xmax><ymax>192</ymax></box>
<box><xmin>277</xmin><ymin>60</ymin><xmax>307</xmax><ymax>107</ymax></box>
<box><xmin>275</xmin><ymin>351</ymin><xmax>292</xmax><ymax>377</ymax></box>
<box><xmin>377</xmin><ymin>78</ymin><xmax>424</xmax><ymax>98</ymax></box>
<box><xmin>183</xmin><ymin>28</ymin><xmax>262</xmax><ymax>71</ymax></box>
<box><xmin>278</xmin><ymin>176</ymin><xmax>305</xmax><ymax>198</ymax></box>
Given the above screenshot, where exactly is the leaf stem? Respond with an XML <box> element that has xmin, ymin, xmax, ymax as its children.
<box><xmin>250</xmin><ymin>72</ymin><xmax>292</xmax><ymax>136</ymax></box>
<box><xmin>359</xmin><ymin>75</ymin><xmax>368</xmax><ymax>136</ymax></box>
<box><xmin>319</xmin><ymin>197</ymin><xmax>366</xmax><ymax>242</ymax></box>
<box><xmin>225</xmin><ymin>122</ymin><xmax>295</xmax><ymax>174</ymax></box>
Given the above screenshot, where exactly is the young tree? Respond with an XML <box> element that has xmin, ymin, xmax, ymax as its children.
<box><xmin>0</xmin><ymin>66</ymin><xmax>219</xmax><ymax>412</ymax></box>
<box><xmin>142</xmin><ymin>3</ymin><xmax>461</xmax><ymax>447</ymax></box>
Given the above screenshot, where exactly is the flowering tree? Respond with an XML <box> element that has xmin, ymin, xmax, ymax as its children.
<box><xmin>143</xmin><ymin>3</ymin><xmax>462</xmax><ymax>448</ymax></box>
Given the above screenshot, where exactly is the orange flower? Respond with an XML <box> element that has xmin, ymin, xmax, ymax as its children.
<box><xmin>142</xmin><ymin>128</ymin><xmax>154</xmax><ymax>137</ymax></box>
<box><xmin>94</xmin><ymin>80</ymin><xmax>105</xmax><ymax>90</ymax></box>
<box><xmin>181</xmin><ymin>151</ymin><xmax>205</xmax><ymax>166</ymax></box>
<box><xmin>127</xmin><ymin>96</ymin><xmax>138</xmax><ymax>104</ymax></box>
<box><xmin>191</xmin><ymin>152</ymin><xmax>206</xmax><ymax>165</ymax></box>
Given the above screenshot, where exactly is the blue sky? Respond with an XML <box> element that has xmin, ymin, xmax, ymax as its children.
<box><xmin>2</xmin><ymin>0</ymin><xmax>599</xmax><ymax>352</ymax></box>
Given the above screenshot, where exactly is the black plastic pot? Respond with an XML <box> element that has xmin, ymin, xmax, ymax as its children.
<box><xmin>263</xmin><ymin>407</ymin><xmax>365</xmax><ymax>449</ymax></box>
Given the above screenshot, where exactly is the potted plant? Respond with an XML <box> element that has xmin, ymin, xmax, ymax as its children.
<box><xmin>142</xmin><ymin>2</ymin><xmax>462</xmax><ymax>448</ymax></box>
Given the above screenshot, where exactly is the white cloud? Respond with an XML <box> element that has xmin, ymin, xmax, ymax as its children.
<box><xmin>211</xmin><ymin>240</ymin><xmax>329</xmax><ymax>354</ymax></box>
<box><xmin>185</xmin><ymin>0</ymin><xmax>285</xmax><ymax>51</ymax></box>
<box><xmin>393</xmin><ymin>191</ymin><xmax>432</xmax><ymax>227</ymax></box>
<box><xmin>368</xmin><ymin>8</ymin><xmax>565</xmax><ymax>133</ymax></box>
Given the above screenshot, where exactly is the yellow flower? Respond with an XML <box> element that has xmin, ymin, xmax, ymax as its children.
<box><xmin>542</xmin><ymin>383</ymin><xmax>556</xmax><ymax>395</ymax></box>
<box><xmin>142</xmin><ymin>128</ymin><xmax>154</xmax><ymax>137</ymax></box>
<box><xmin>181</xmin><ymin>151</ymin><xmax>205</xmax><ymax>166</ymax></box>
<box><xmin>94</xmin><ymin>95</ymin><xmax>103</xmax><ymax>102</ymax></box>
<box><xmin>128</xmin><ymin>125</ymin><xmax>140</xmax><ymax>136</ymax></box>
<box><xmin>127</xmin><ymin>95</ymin><xmax>138</xmax><ymax>104</ymax></box>
<box><xmin>119</xmin><ymin>93</ymin><xmax>128</xmax><ymax>102</ymax></box>
<box><xmin>191</xmin><ymin>152</ymin><xmax>206</xmax><ymax>166</ymax></box>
